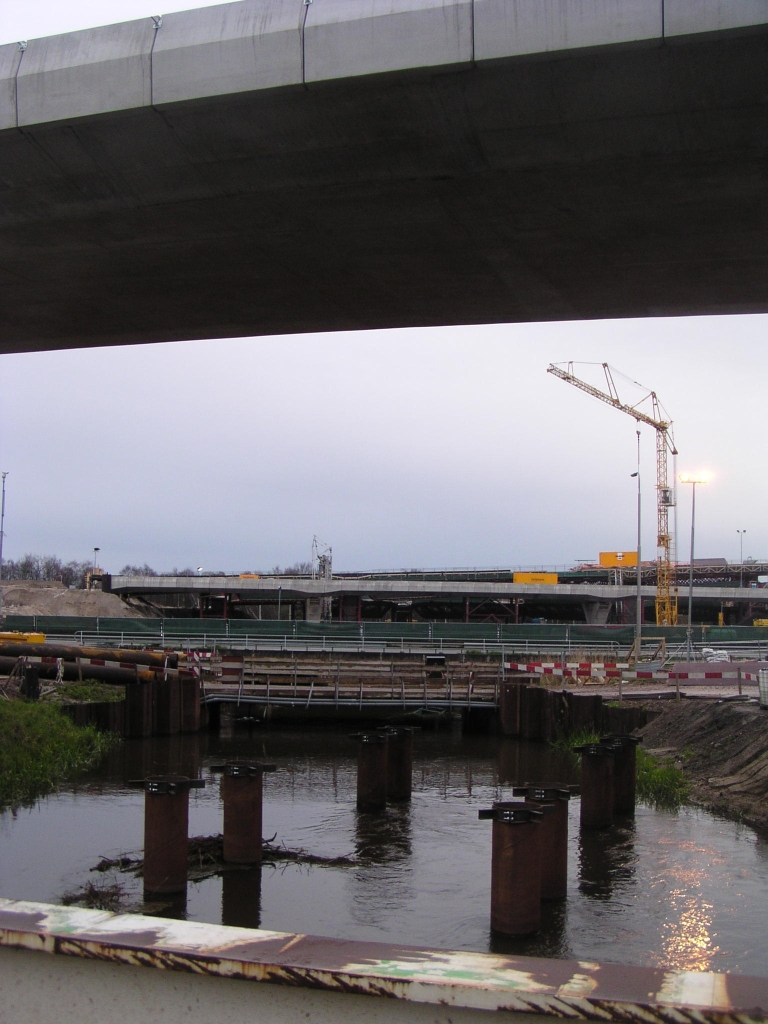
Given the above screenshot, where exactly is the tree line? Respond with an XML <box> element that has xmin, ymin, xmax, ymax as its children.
<box><xmin>0</xmin><ymin>555</ymin><xmax>316</xmax><ymax>587</ymax></box>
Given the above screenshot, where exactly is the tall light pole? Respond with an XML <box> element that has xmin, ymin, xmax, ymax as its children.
<box><xmin>630</xmin><ymin>430</ymin><xmax>642</xmax><ymax>656</ymax></box>
<box><xmin>679</xmin><ymin>473</ymin><xmax>709</xmax><ymax>661</ymax></box>
<box><xmin>737</xmin><ymin>529</ymin><xmax>747</xmax><ymax>588</ymax></box>
<box><xmin>0</xmin><ymin>472</ymin><xmax>7</xmax><ymax>622</ymax></box>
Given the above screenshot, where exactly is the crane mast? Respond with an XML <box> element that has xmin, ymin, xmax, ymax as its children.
<box><xmin>547</xmin><ymin>362</ymin><xmax>678</xmax><ymax>626</ymax></box>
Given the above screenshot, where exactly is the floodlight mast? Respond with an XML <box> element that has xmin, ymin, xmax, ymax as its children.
<box><xmin>547</xmin><ymin>362</ymin><xmax>679</xmax><ymax>626</ymax></box>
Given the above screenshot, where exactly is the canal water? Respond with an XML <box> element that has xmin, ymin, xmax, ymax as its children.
<box><xmin>2</xmin><ymin>727</ymin><xmax>768</xmax><ymax>975</ymax></box>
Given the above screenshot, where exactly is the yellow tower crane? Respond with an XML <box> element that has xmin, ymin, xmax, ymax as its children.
<box><xmin>547</xmin><ymin>362</ymin><xmax>679</xmax><ymax>626</ymax></box>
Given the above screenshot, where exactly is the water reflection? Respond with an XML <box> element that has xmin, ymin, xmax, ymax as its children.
<box><xmin>354</xmin><ymin>804</ymin><xmax>412</xmax><ymax>865</ymax></box>
<box><xmin>579</xmin><ymin>821</ymin><xmax>637</xmax><ymax>900</ymax></box>
<box><xmin>146</xmin><ymin>889</ymin><xmax>188</xmax><ymax>921</ymax></box>
<box><xmin>489</xmin><ymin>899</ymin><xmax>570</xmax><ymax>960</ymax></box>
<box><xmin>221</xmin><ymin>868</ymin><xmax>262</xmax><ymax>930</ymax></box>
<box><xmin>498</xmin><ymin>739</ymin><xmax>577</xmax><ymax>788</ymax></box>
<box><xmin>348</xmin><ymin>804</ymin><xmax>415</xmax><ymax>928</ymax></box>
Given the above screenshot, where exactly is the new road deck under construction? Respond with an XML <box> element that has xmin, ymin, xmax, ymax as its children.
<box><xmin>102</xmin><ymin>570</ymin><xmax>768</xmax><ymax>628</ymax></box>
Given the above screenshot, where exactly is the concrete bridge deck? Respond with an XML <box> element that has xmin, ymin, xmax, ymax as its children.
<box><xmin>2</xmin><ymin>0</ymin><xmax>768</xmax><ymax>352</ymax></box>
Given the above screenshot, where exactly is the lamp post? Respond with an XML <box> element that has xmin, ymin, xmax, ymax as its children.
<box><xmin>0</xmin><ymin>472</ymin><xmax>7</xmax><ymax>622</ymax></box>
<box><xmin>737</xmin><ymin>529</ymin><xmax>746</xmax><ymax>588</ymax></box>
<box><xmin>630</xmin><ymin>430</ymin><xmax>642</xmax><ymax>656</ymax></box>
<box><xmin>679</xmin><ymin>473</ymin><xmax>709</xmax><ymax>661</ymax></box>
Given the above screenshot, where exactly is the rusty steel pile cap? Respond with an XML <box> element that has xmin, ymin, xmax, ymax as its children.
<box><xmin>478</xmin><ymin>802</ymin><xmax>544</xmax><ymax>823</ymax></box>
<box><xmin>512</xmin><ymin>785</ymin><xmax>572</xmax><ymax>801</ymax></box>
<box><xmin>210</xmin><ymin>762</ymin><xmax>277</xmax><ymax>776</ymax></box>
<box><xmin>128</xmin><ymin>775</ymin><xmax>206</xmax><ymax>793</ymax></box>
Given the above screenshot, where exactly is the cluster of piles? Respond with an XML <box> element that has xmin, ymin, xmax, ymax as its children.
<box><xmin>479</xmin><ymin>735</ymin><xmax>640</xmax><ymax>936</ymax></box>
<box><xmin>133</xmin><ymin>761</ymin><xmax>276</xmax><ymax>895</ymax></box>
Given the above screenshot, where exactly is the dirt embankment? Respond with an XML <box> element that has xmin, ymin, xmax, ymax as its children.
<box><xmin>641</xmin><ymin>700</ymin><xmax>768</xmax><ymax>831</ymax></box>
<box><xmin>0</xmin><ymin>582</ymin><xmax>150</xmax><ymax>618</ymax></box>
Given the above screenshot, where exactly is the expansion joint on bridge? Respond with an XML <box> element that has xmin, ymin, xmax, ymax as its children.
<box><xmin>300</xmin><ymin>0</ymin><xmax>312</xmax><ymax>89</ymax></box>
<box><xmin>12</xmin><ymin>41</ymin><xmax>26</xmax><ymax>129</ymax></box>
<box><xmin>149</xmin><ymin>15</ymin><xmax>163</xmax><ymax>108</ymax></box>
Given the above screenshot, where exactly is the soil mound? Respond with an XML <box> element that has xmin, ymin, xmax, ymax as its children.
<box><xmin>641</xmin><ymin>699</ymin><xmax>768</xmax><ymax>831</ymax></box>
<box><xmin>0</xmin><ymin>582</ymin><xmax>149</xmax><ymax>618</ymax></box>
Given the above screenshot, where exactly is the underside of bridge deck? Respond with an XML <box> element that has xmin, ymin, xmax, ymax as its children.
<box><xmin>1</xmin><ymin>26</ymin><xmax>768</xmax><ymax>353</ymax></box>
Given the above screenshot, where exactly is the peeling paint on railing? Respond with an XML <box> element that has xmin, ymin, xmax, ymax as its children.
<box><xmin>1</xmin><ymin>899</ymin><xmax>768</xmax><ymax>1021</ymax></box>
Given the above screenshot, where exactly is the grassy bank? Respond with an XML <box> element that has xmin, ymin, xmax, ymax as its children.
<box><xmin>0</xmin><ymin>701</ymin><xmax>117</xmax><ymax>811</ymax></box>
<box><xmin>45</xmin><ymin>681</ymin><xmax>125</xmax><ymax>703</ymax></box>
<box><xmin>635</xmin><ymin>747</ymin><xmax>688</xmax><ymax>809</ymax></box>
<box><xmin>549</xmin><ymin>730</ymin><xmax>688</xmax><ymax>809</ymax></box>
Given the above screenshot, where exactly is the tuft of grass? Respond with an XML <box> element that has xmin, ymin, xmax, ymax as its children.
<box><xmin>50</xmin><ymin>681</ymin><xmax>125</xmax><ymax>703</ymax></box>
<box><xmin>0</xmin><ymin>701</ymin><xmax>117</xmax><ymax>811</ymax></box>
<box><xmin>636</xmin><ymin>747</ymin><xmax>688</xmax><ymax>809</ymax></box>
<box><xmin>549</xmin><ymin>727</ymin><xmax>601</xmax><ymax>753</ymax></box>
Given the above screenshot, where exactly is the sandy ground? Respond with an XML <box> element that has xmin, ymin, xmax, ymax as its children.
<box><xmin>640</xmin><ymin>699</ymin><xmax>768</xmax><ymax>832</ymax></box>
<box><xmin>0</xmin><ymin>582</ymin><xmax>148</xmax><ymax>618</ymax></box>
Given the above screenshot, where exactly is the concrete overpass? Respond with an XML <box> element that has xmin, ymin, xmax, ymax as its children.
<box><xmin>104</xmin><ymin>572</ymin><xmax>768</xmax><ymax>624</ymax></box>
<box><xmin>2</xmin><ymin>0</ymin><xmax>768</xmax><ymax>353</ymax></box>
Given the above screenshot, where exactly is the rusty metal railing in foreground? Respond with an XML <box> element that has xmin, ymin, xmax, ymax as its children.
<box><xmin>1</xmin><ymin>898</ymin><xmax>768</xmax><ymax>1024</ymax></box>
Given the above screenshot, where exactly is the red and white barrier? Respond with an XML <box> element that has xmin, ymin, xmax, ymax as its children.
<box><xmin>505</xmin><ymin>661</ymin><xmax>761</xmax><ymax>683</ymax></box>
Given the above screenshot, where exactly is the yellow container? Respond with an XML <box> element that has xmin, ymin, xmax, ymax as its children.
<box><xmin>599</xmin><ymin>551</ymin><xmax>638</xmax><ymax>568</ymax></box>
<box><xmin>513</xmin><ymin>572</ymin><xmax>558</xmax><ymax>585</ymax></box>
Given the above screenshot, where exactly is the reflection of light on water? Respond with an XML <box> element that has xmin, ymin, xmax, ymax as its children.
<box><xmin>657</xmin><ymin>897</ymin><xmax>719</xmax><ymax>972</ymax></box>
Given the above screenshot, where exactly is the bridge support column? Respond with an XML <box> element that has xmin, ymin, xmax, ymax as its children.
<box><xmin>604</xmin><ymin>735</ymin><xmax>640</xmax><ymax>816</ymax></box>
<box><xmin>513</xmin><ymin>786</ymin><xmax>571</xmax><ymax>899</ymax></box>
<box><xmin>479</xmin><ymin>804</ymin><xmax>543</xmax><ymax>936</ymax></box>
<box><xmin>380</xmin><ymin>727</ymin><xmax>413</xmax><ymax>801</ymax></box>
<box><xmin>212</xmin><ymin>762</ymin><xmax>277</xmax><ymax>864</ymax></box>
<box><xmin>353</xmin><ymin>733</ymin><xmax>388</xmax><ymax>812</ymax></box>
<box><xmin>131</xmin><ymin>777</ymin><xmax>205</xmax><ymax>894</ymax></box>
<box><xmin>576</xmin><ymin>744</ymin><xmax>614</xmax><ymax>830</ymax></box>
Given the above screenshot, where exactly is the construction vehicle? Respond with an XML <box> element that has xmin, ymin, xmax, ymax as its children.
<box><xmin>548</xmin><ymin>362</ymin><xmax>678</xmax><ymax>626</ymax></box>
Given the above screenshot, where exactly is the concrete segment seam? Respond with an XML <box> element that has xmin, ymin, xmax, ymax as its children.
<box><xmin>470</xmin><ymin>0</ymin><xmax>476</xmax><ymax>66</ymax></box>
<box><xmin>13</xmin><ymin>42</ymin><xmax>26</xmax><ymax>129</ymax></box>
<box><xmin>300</xmin><ymin>0</ymin><xmax>312</xmax><ymax>88</ymax></box>
<box><xmin>150</xmin><ymin>15</ymin><xmax>163</xmax><ymax>107</ymax></box>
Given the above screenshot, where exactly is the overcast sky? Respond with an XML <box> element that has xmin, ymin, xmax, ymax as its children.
<box><xmin>1</xmin><ymin>4</ymin><xmax>765</xmax><ymax>575</ymax></box>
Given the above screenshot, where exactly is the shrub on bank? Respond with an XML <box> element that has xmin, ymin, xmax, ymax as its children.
<box><xmin>0</xmin><ymin>701</ymin><xmax>117</xmax><ymax>810</ymax></box>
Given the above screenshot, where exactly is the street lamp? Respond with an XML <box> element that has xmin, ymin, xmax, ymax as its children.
<box><xmin>0</xmin><ymin>472</ymin><xmax>7</xmax><ymax>622</ymax></box>
<box><xmin>630</xmin><ymin>430</ymin><xmax>642</xmax><ymax>656</ymax></box>
<box><xmin>679</xmin><ymin>472</ymin><xmax>710</xmax><ymax>661</ymax></box>
<box><xmin>737</xmin><ymin>529</ymin><xmax>747</xmax><ymax>588</ymax></box>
